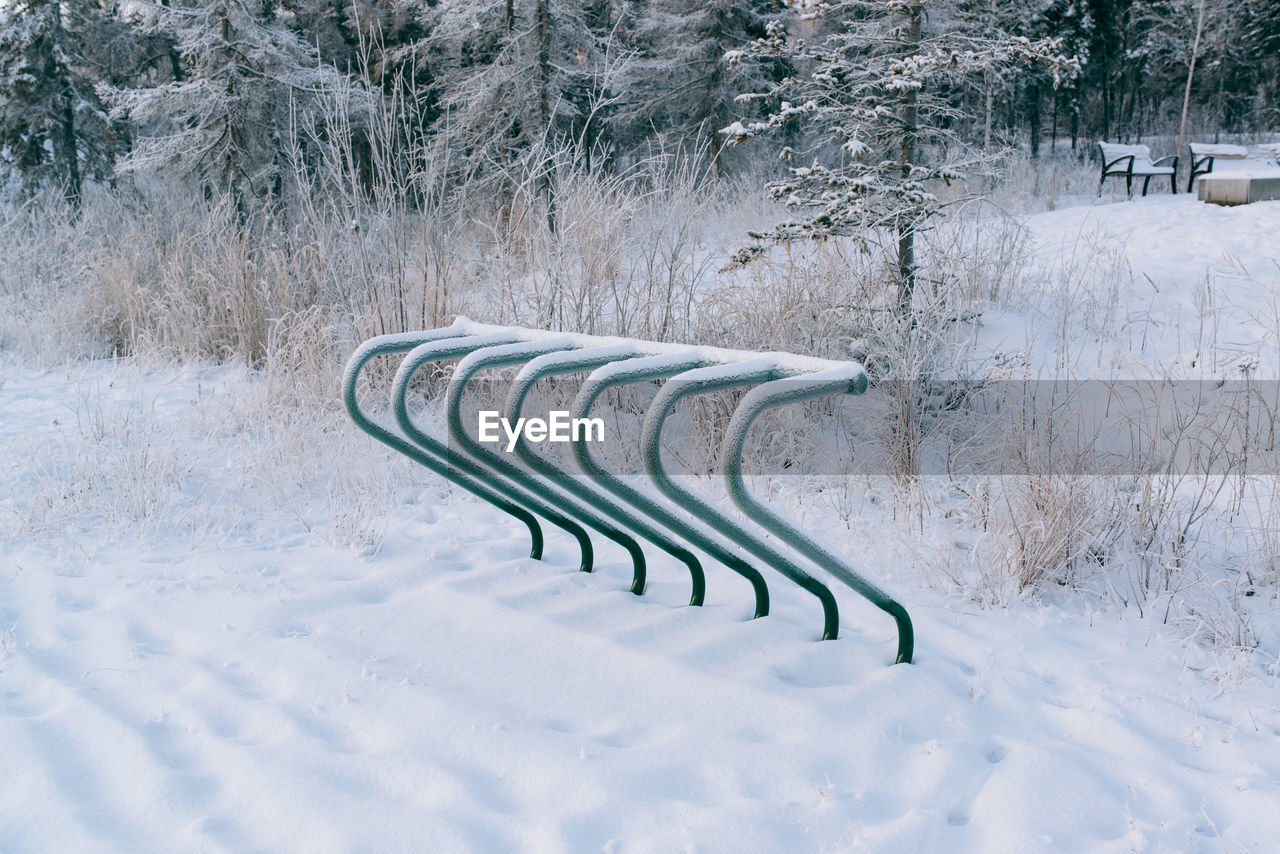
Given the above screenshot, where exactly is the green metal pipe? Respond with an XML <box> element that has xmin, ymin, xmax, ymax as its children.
<box><xmin>348</xmin><ymin>322</ymin><xmax>911</xmax><ymax>663</ymax></box>
<box><xmin>570</xmin><ymin>355</ymin><xmax>770</xmax><ymax>620</ymax></box>
<box><xmin>723</xmin><ymin>370</ymin><xmax>915</xmax><ymax>665</ymax></box>
<box><xmin>341</xmin><ymin>325</ymin><xmax>545</xmax><ymax>560</ymax></box>
<box><xmin>390</xmin><ymin>333</ymin><xmax>598</xmax><ymax>573</ymax></box>
<box><xmin>506</xmin><ymin>346</ymin><xmax>706</xmax><ymax>606</ymax></box>
<box><xmin>640</xmin><ymin>359</ymin><xmax>843</xmax><ymax>641</ymax></box>
<box><xmin>440</xmin><ymin>339</ymin><xmax>654</xmax><ymax>595</ymax></box>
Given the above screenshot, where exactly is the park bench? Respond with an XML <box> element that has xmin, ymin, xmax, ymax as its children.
<box><xmin>1097</xmin><ymin>142</ymin><xmax>1178</xmax><ymax>196</ymax></box>
<box><xmin>1186</xmin><ymin>143</ymin><xmax>1249</xmax><ymax>191</ymax></box>
<box><xmin>1190</xmin><ymin>143</ymin><xmax>1280</xmax><ymax>204</ymax></box>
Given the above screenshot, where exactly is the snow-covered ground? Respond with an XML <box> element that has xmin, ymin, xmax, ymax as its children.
<box><xmin>980</xmin><ymin>194</ymin><xmax>1280</xmax><ymax>378</ymax></box>
<box><xmin>3</xmin><ymin>195</ymin><xmax>1280</xmax><ymax>852</ymax></box>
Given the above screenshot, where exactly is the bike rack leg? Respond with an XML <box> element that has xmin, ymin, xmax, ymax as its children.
<box><xmin>342</xmin><ymin>325</ymin><xmax>545</xmax><ymax>560</ymax></box>
<box><xmin>390</xmin><ymin>334</ymin><xmax>598</xmax><ymax>573</ymax></box>
<box><xmin>571</xmin><ymin>355</ymin><xmax>770</xmax><ymax>620</ymax></box>
<box><xmin>723</xmin><ymin>370</ymin><xmax>915</xmax><ymax>664</ymax></box>
<box><xmin>506</xmin><ymin>346</ymin><xmax>707</xmax><ymax>607</ymax></box>
<box><xmin>641</xmin><ymin>360</ymin><xmax>843</xmax><ymax>641</ymax></box>
<box><xmin>440</xmin><ymin>339</ymin><xmax>652</xmax><ymax>596</ymax></box>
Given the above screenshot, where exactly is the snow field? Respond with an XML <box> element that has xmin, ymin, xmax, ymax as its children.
<box><xmin>986</xmin><ymin>195</ymin><xmax>1280</xmax><ymax>378</ymax></box>
<box><xmin>1</xmin><ymin>354</ymin><xmax>1278</xmax><ymax>852</ymax></box>
<box><xmin>1</xmin><ymin>195</ymin><xmax>1280</xmax><ymax>851</ymax></box>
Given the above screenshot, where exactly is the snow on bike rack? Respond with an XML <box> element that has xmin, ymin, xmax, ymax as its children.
<box><xmin>343</xmin><ymin>318</ymin><xmax>913</xmax><ymax>665</ymax></box>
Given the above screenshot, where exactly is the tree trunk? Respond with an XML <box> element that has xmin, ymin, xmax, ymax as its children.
<box><xmin>1029</xmin><ymin>84</ymin><xmax>1041</xmax><ymax>157</ymax></box>
<box><xmin>537</xmin><ymin>0</ymin><xmax>551</xmax><ymax>137</ymax></box>
<box><xmin>897</xmin><ymin>223</ymin><xmax>916</xmax><ymax>315</ymax></box>
<box><xmin>707</xmin><ymin>35</ymin><xmax>724</xmax><ymax>183</ymax></box>
<box><xmin>983</xmin><ymin>70</ymin><xmax>993</xmax><ymax>150</ymax></box>
<box><xmin>1177</xmin><ymin>0</ymin><xmax>1207</xmax><ymax>157</ymax></box>
<box><xmin>896</xmin><ymin>4</ymin><xmax>923</xmax><ymax>315</ymax></box>
<box><xmin>45</xmin><ymin>2</ymin><xmax>80</xmax><ymax>209</ymax></box>
<box><xmin>61</xmin><ymin>94</ymin><xmax>81</xmax><ymax>209</ymax></box>
<box><xmin>537</xmin><ymin>0</ymin><xmax>556</xmax><ymax>234</ymax></box>
<box><xmin>160</xmin><ymin>0</ymin><xmax>184</xmax><ymax>81</ymax></box>
<box><xmin>1070</xmin><ymin>83</ymin><xmax>1079</xmax><ymax>151</ymax></box>
<box><xmin>1051</xmin><ymin>91</ymin><xmax>1059</xmax><ymax>154</ymax></box>
<box><xmin>1102</xmin><ymin>77</ymin><xmax>1110</xmax><ymax>141</ymax></box>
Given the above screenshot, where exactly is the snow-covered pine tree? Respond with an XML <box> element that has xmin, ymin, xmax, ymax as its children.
<box><xmin>0</xmin><ymin>0</ymin><xmax>126</xmax><ymax>206</ymax></box>
<box><xmin>951</xmin><ymin>0</ymin><xmax>1062</xmax><ymax>153</ymax></box>
<box><xmin>1035</xmin><ymin>0</ymin><xmax>1092</xmax><ymax>149</ymax></box>
<box><xmin>1241</xmin><ymin>0</ymin><xmax>1280</xmax><ymax>128</ymax></box>
<box><xmin>613</xmin><ymin>0</ymin><xmax>786</xmax><ymax>171</ymax></box>
<box><xmin>414</xmin><ymin>0</ymin><xmax>617</xmax><ymax>201</ymax></box>
<box><xmin>283</xmin><ymin>0</ymin><xmax>423</xmax><ymax>89</ymax></box>
<box><xmin>105</xmin><ymin>0</ymin><xmax>356</xmax><ymax>215</ymax></box>
<box><xmin>722</xmin><ymin>0</ymin><xmax>1076</xmax><ymax>314</ymax></box>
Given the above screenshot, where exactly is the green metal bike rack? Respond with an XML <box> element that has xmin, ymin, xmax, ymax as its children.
<box><xmin>569</xmin><ymin>354</ymin><xmax>772</xmax><ymax>620</ymax></box>
<box><xmin>504</xmin><ymin>345</ymin><xmax>707</xmax><ymax>607</ymax></box>
<box><xmin>342</xmin><ymin>325</ymin><xmax>546</xmax><ymax>560</ymax></box>
<box><xmin>722</xmin><ymin>369</ymin><xmax>914</xmax><ymax>664</ymax></box>
<box><xmin>439</xmin><ymin>339</ymin><xmax>650</xmax><ymax>595</ymax></box>
<box><xmin>640</xmin><ymin>359</ymin><xmax>845</xmax><ymax>641</ymax></box>
<box><xmin>388</xmin><ymin>331</ymin><xmax>598</xmax><ymax>573</ymax></box>
<box><xmin>342</xmin><ymin>318</ymin><xmax>914</xmax><ymax>666</ymax></box>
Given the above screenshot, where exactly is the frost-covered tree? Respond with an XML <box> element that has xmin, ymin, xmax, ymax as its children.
<box><xmin>0</xmin><ymin>0</ymin><xmax>127</xmax><ymax>206</ymax></box>
<box><xmin>283</xmin><ymin>0</ymin><xmax>423</xmax><ymax>89</ymax></box>
<box><xmin>613</xmin><ymin>0</ymin><xmax>786</xmax><ymax>169</ymax></box>
<box><xmin>1238</xmin><ymin>0</ymin><xmax>1280</xmax><ymax>128</ymax></box>
<box><xmin>951</xmin><ymin>0</ymin><xmax>1062</xmax><ymax>152</ymax></box>
<box><xmin>722</xmin><ymin>0</ymin><xmax>1076</xmax><ymax>313</ymax></box>
<box><xmin>105</xmin><ymin>0</ymin><xmax>355</xmax><ymax>214</ymax></box>
<box><xmin>415</xmin><ymin>0</ymin><xmax>617</xmax><ymax>193</ymax></box>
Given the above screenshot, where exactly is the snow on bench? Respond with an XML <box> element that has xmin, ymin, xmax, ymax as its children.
<box><xmin>1097</xmin><ymin>142</ymin><xmax>1178</xmax><ymax>197</ymax></box>
<box><xmin>1188</xmin><ymin>143</ymin><xmax>1257</xmax><ymax>191</ymax></box>
<box><xmin>1188</xmin><ymin>143</ymin><xmax>1280</xmax><ymax>204</ymax></box>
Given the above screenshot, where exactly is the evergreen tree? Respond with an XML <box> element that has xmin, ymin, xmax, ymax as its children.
<box><xmin>953</xmin><ymin>0</ymin><xmax>1061</xmax><ymax>152</ymax></box>
<box><xmin>0</xmin><ymin>0</ymin><xmax>127</xmax><ymax>206</ymax></box>
<box><xmin>1038</xmin><ymin>0</ymin><xmax>1093</xmax><ymax>148</ymax></box>
<box><xmin>614</xmin><ymin>0</ymin><xmax>786</xmax><ymax>169</ymax></box>
<box><xmin>723</xmin><ymin>0</ymin><xmax>1075</xmax><ymax>313</ymax></box>
<box><xmin>105</xmin><ymin>0</ymin><xmax>356</xmax><ymax>214</ymax></box>
<box><xmin>282</xmin><ymin>0</ymin><xmax>423</xmax><ymax>89</ymax></box>
<box><xmin>1241</xmin><ymin>0</ymin><xmax>1280</xmax><ymax>128</ymax></box>
<box><xmin>414</xmin><ymin>0</ymin><xmax>617</xmax><ymax>193</ymax></box>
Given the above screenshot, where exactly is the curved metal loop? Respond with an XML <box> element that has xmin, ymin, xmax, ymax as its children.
<box><xmin>640</xmin><ymin>360</ymin><xmax>842</xmax><ymax>641</ymax></box>
<box><xmin>390</xmin><ymin>334</ymin><xmax>597</xmax><ymax>573</ymax></box>
<box><xmin>506</xmin><ymin>346</ymin><xmax>707</xmax><ymax>606</ymax></box>
<box><xmin>344</xmin><ymin>320</ymin><xmax>915</xmax><ymax>666</ymax></box>
<box><xmin>571</xmin><ymin>354</ymin><xmax>771</xmax><ymax>620</ymax></box>
<box><xmin>442</xmin><ymin>339</ymin><xmax>649</xmax><ymax>595</ymax></box>
<box><xmin>723</xmin><ymin>369</ymin><xmax>915</xmax><ymax>665</ymax></box>
<box><xmin>341</xmin><ymin>324</ymin><xmax>545</xmax><ymax>559</ymax></box>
